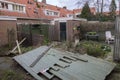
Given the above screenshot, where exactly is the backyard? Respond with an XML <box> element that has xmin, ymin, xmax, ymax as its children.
<box><xmin>0</xmin><ymin>40</ymin><xmax>120</xmax><ymax>80</ymax></box>
<box><xmin>0</xmin><ymin>0</ymin><xmax>120</xmax><ymax>79</ymax></box>
<box><xmin>0</xmin><ymin>21</ymin><xmax>119</xmax><ymax>80</ymax></box>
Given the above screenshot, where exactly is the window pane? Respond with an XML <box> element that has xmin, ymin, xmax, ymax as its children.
<box><xmin>1</xmin><ymin>3</ymin><xmax>4</xmax><ymax>8</ymax></box>
<box><xmin>17</xmin><ymin>5</ymin><xmax>19</xmax><ymax>10</ymax></box>
<box><xmin>5</xmin><ymin>3</ymin><xmax>8</xmax><ymax>9</ymax></box>
<box><xmin>0</xmin><ymin>3</ymin><xmax>2</xmax><ymax>8</ymax></box>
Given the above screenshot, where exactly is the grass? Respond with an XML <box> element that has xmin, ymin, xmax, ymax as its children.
<box><xmin>21</xmin><ymin>46</ymin><xmax>33</xmax><ymax>53</ymax></box>
<box><xmin>0</xmin><ymin>70</ymin><xmax>24</xmax><ymax>80</ymax></box>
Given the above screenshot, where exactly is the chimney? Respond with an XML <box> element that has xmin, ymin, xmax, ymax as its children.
<box><xmin>63</xmin><ymin>6</ymin><xmax>67</xmax><ymax>9</ymax></box>
<box><xmin>42</xmin><ymin>0</ymin><xmax>46</xmax><ymax>4</ymax></box>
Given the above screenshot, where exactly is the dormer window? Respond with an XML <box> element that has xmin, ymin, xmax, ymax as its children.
<box><xmin>67</xmin><ymin>14</ymin><xmax>73</xmax><ymax>18</ymax></box>
<box><xmin>45</xmin><ymin>9</ymin><xmax>59</xmax><ymax>16</ymax></box>
<box><xmin>54</xmin><ymin>12</ymin><xmax>58</xmax><ymax>16</ymax></box>
<box><xmin>0</xmin><ymin>1</ymin><xmax>26</xmax><ymax>13</ymax></box>
<box><xmin>34</xmin><ymin>8</ymin><xmax>38</xmax><ymax>14</ymax></box>
<box><xmin>13</xmin><ymin>4</ymin><xmax>25</xmax><ymax>12</ymax></box>
<box><xmin>28</xmin><ymin>0</ymin><xmax>33</xmax><ymax>4</ymax></box>
<box><xmin>0</xmin><ymin>2</ymin><xmax>8</xmax><ymax>9</ymax></box>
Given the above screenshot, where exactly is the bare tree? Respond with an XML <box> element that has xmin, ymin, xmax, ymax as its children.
<box><xmin>97</xmin><ymin>0</ymin><xmax>100</xmax><ymax>13</ymax></box>
<box><xmin>75</xmin><ymin>0</ymin><xmax>94</xmax><ymax>8</ymax></box>
<box><xmin>101</xmin><ymin>0</ymin><xmax>104</xmax><ymax>14</ymax></box>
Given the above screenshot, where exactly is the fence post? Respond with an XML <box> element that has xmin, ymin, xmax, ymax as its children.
<box><xmin>114</xmin><ymin>16</ymin><xmax>120</xmax><ymax>61</ymax></box>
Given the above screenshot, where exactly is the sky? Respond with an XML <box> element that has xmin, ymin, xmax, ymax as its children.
<box><xmin>38</xmin><ymin>0</ymin><xmax>77</xmax><ymax>10</ymax></box>
<box><xmin>38</xmin><ymin>0</ymin><xmax>120</xmax><ymax>11</ymax></box>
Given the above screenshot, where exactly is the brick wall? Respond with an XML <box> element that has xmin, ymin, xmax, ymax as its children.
<box><xmin>17</xmin><ymin>18</ymin><xmax>50</xmax><ymax>24</ymax></box>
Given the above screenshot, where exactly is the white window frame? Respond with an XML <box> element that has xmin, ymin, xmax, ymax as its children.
<box><xmin>0</xmin><ymin>0</ymin><xmax>26</xmax><ymax>13</ymax></box>
<box><xmin>44</xmin><ymin>9</ymin><xmax>60</xmax><ymax>16</ymax></box>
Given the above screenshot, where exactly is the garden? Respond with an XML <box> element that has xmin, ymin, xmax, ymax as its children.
<box><xmin>0</xmin><ymin>21</ymin><xmax>120</xmax><ymax>80</ymax></box>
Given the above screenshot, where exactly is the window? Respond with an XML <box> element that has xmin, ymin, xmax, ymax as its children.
<box><xmin>45</xmin><ymin>10</ymin><xmax>59</xmax><ymax>16</ymax></box>
<box><xmin>46</xmin><ymin>10</ymin><xmax>52</xmax><ymax>15</ymax></box>
<box><xmin>67</xmin><ymin>14</ymin><xmax>73</xmax><ymax>17</ymax></box>
<box><xmin>0</xmin><ymin>3</ymin><xmax>2</xmax><ymax>8</ymax></box>
<box><xmin>5</xmin><ymin>3</ymin><xmax>8</xmax><ymax>9</ymax></box>
<box><xmin>0</xmin><ymin>1</ymin><xmax>25</xmax><ymax>13</ymax></box>
<box><xmin>28</xmin><ymin>0</ymin><xmax>33</xmax><ymax>4</ymax></box>
<box><xmin>12</xmin><ymin>4</ymin><xmax>25</xmax><ymax>12</ymax></box>
<box><xmin>34</xmin><ymin>8</ymin><xmax>38</xmax><ymax>14</ymax></box>
<box><xmin>54</xmin><ymin>12</ymin><xmax>58</xmax><ymax>16</ymax></box>
<box><xmin>13</xmin><ymin>4</ymin><xmax>16</xmax><ymax>10</ymax></box>
<box><xmin>16</xmin><ymin>5</ymin><xmax>19</xmax><ymax>10</ymax></box>
<box><xmin>1</xmin><ymin>3</ymin><xmax>4</xmax><ymax>8</ymax></box>
<box><xmin>0</xmin><ymin>2</ymin><xmax>8</xmax><ymax>9</ymax></box>
<box><xmin>20</xmin><ymin>6</ymin><xmax>23</xmax><ymax>11</ymax></box>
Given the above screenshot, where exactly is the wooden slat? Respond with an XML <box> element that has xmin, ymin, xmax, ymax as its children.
<box><xmin>30</xmin><ymin>44</ymin><xmax>53</xmax><ymax>67</ymax></box>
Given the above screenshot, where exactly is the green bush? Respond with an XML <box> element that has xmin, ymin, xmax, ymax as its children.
<box><xmin>80</xmin><ymin>41</ymin><xmax>110</xmax><ymax>57</ymax></box>
<box><xmin>86</xmin><ymin>46</ymin><xmax>106</xmax><ymax>57</ymax></box>
<box><xmin>101</xmin><ymin>45</ymin><xmax>111</xmax><ymax>52</ymax></box>
<box><xmin>87</xmin><ymin>32</ymin><xmax>97</xmax><ymax>35</ymax></box>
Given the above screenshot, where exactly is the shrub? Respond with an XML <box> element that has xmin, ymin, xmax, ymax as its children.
<box><xmin>80</xmin><ymin>41</ymin><xmax>110</xmax><ymax>57</ymax></box>
<box><xmin>87</xmin><ymin>32</ymin><xmax>97</xmax><ymax>35</ymax></box>
<box><xmin>101</xmin><ymin>45</ymin><xmax>111</xmax><ymax>52</ymax></box>
<box><xmin>86</xmin><ymin>45</ymin><xmax>106</xmax><ymax>57</ymax></box>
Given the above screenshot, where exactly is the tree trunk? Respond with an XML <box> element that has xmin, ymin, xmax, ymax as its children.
<box><xmin>101</xmin><ymin>0</ymin><xmax>104</xmax><ymax>14</ymax></box>
<box><xmin>97</xmin><ymin>0</ymin><xmax>99</xmax><ymax>13</ymax></box>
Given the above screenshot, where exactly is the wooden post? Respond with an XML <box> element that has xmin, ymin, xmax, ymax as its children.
<box><xmin>114</xmin><ymin>16</ymin><xmax>120</xmax><ymax>61</ymax></box>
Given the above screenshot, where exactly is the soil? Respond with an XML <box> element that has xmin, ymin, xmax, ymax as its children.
<box><xmin>0</xmin><ymin>57</ymin><xmax>35</xmax><ymax>80</ymax></box>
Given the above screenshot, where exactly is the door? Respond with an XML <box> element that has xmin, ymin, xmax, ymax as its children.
<box><xmin>60</xmin><ymin>22</ymin><xmax>66</xmax><ymax>41</ymax></box>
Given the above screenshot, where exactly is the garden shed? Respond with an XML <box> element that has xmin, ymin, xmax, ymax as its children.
<box><xmin>53</xmin><ymin>17</ymin><xmax>87</xmax><ymax>41</ymax></box>
<box><xmin>0</xmin><ymin>16</ymin><xmax>17</xmax><ymax>46</ymax></box>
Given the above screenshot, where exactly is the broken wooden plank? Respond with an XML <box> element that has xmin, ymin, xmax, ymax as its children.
<box><xmin>30</xmin><ymin>44</ymin><xmax>53</xmax><ymax>67</ymax></box>
<box><xmin>9</xmin><ymin>38</ymin><xmax>26</xmax><ymax>54</ymax></box>
<box><xmin>16</xmin><ymin>40</ymin><xmax>22</xmax><ymax>54</ymax></box>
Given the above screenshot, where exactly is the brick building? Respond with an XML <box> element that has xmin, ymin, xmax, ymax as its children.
<box><xmin>0</xmin><ymin>0</ymin><xmax>89</xmax><ymax>46</ymax></box>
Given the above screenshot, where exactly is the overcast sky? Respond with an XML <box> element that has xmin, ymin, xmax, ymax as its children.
<box><xmin>38</xmin><ymin>0</ymin><xmax>120</xmax><ymax>11</ymax></box>
<box><xmin>38</xmin><ymin>0</ymin><xmax>77</xmax><ymax>10</ymax></box>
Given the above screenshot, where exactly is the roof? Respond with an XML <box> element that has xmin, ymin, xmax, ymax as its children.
<box><xmin>14</xmin><ymin>46</ymin><xmax>116</xmax><ymax>80</ymax></box>
<box><xmin>0</xmin><ymin>0</ymin><xmax>97</xmax><ymax>20</ymax></box>
<box><xmin>0</xmin><ymin>0</ymin><xmax>74</xmax><ymax>20</ymax></box>
<box><xmin>53</xmin><ymin>17</ymin><xmax>87</xmax><ymax>22</ymax></box>
<box><xmin>0</xmin><ymin>16</ymin><xmax>16</xmax><ymax>20</ymax></box>
<box><xmin>1</xmin><ymin>0</ymin><xmax>39</xmax><ymax>18</ymax></box>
